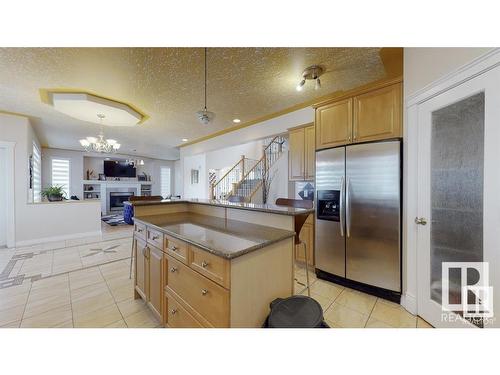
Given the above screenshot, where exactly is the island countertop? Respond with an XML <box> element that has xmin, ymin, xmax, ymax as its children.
<box><xmin>128</xmin><ymin>198</ymin><xmax>314</xmax><ymax>216</ymax></box>
<box><xmin>134</xmin><ymin>212</ymin><xmax>296</xmax><ymax>259</ymax></box>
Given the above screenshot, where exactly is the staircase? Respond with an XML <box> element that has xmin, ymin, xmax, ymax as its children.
<box><xmin>210</xmin><ymin>135</ymin><xmax>286</xmax><ymax>202</ymax></box>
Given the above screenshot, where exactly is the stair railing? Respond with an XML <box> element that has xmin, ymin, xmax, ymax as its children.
<box><xmin>232</xmin><ymin>135</ymin><xmax>286</xmax><ymax>202</ymax></box>
<box><xmin>210</xmin><ymin>155</ymin><xmax>259</xmax><ymax>200</ymax></box>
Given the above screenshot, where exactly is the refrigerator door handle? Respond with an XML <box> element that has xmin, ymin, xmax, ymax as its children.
<box><xmin>339</xmin><ymin>176</ymin><xmax>345</xmax><ymax>237</ymax></box>
<box><xmin>346</xmin><ymin>177</ymin><xmax>351</xmax><ymax>238</ymax></box>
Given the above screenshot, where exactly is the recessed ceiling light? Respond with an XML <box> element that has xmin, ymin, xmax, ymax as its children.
<box><xmin>182</xmin><ymin>138</ymin><xmax>188</xmax><ymax>142</ymax></box>
<box><xmin>233</xmin><ymin>118</ymin><xmax>241</xmax><ymax>123</ymax></box>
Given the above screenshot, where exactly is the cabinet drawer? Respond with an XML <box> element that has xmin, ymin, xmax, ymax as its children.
<box><xmin>189</xmin><ymin>246</ymin><xmax>230</xmax><ymax>289</ymax></box>
<box><xmin>165</xmin><ymin>292</ymin><xmax>203</xmax><ymax>328</ymax></box>
<box><xmin>166</xmin><ymin>255</ymin><xmax>229</xmax><ymax>327</ymax></box>
<box><xmin>147</xmin><ymin>227</ymin><xmax>164</xmax><ymax>249</ymax></box>
<box><xmin>134</xmin><ymin>222</ymin><xmax>146</xmax><ymax>240</ymax></box>
<box><xmin>165</xmin><ymin>235</ymin><xmax>189</xmax><ymax>264</ymax></box>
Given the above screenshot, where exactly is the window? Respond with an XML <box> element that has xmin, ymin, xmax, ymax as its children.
<box><xmin>32</xmin><ymin>142</ymin><xmax>41</xmax><ymax>202</ymax></box>
<box><xmin>51</xmin><ymin>158</ymin><xmax>70</xmax><ymax>198</ymax></box>
<box><xmin>160</xmin><ymin>166</ymin><xmax>171</xmax><ymax>198</ymax></box>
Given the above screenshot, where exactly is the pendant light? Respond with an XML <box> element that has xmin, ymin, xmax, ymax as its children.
<box><xmin>196</xmin><ymin>48</ymin><xmax>215</xmax><ymax>125</ymax></box>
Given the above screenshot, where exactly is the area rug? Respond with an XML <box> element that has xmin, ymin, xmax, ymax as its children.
<box><xmin>101</xmin><ymin>214</ymin><xmax>128</xmax><ymax>226</ymax></box>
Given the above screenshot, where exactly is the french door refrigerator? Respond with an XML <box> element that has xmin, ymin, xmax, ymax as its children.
<box><xmin>315</xmin><ymin>140</ymin><xmax>401</xmax><ymax>300</ymax></box>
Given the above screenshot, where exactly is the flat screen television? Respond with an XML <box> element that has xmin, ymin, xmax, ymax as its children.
<box><xmin>104</xmin><ymin>160</ymin><xmax>136</xmax><ymax>178</ymax></box>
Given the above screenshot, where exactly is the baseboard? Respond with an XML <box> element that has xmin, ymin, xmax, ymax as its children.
<box><xmin>15</xmin><ymin>230</ymin><xmax>102</xmax><ymax>248</ymax></box>
<box><xmin>400</xmin><ymin>292</ymin><xmax>417</xmax><ymax>315</ymax></box>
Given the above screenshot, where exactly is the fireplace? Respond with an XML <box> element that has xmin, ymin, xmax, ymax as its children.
<box><xmin>109</xmin><ymin>192</ymin><xmax>134</xmax><ymax>212</ymax></box>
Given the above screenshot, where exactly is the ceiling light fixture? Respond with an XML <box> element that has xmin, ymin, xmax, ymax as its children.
<box><xmin>296</xmin><ymin>65</ymin><xmax>324</xmax><ymax>92</ymax></box>
<box><xmin>196</xmin><ymin>48</ymin><xmax>215</xmax><ymax>125</ymax></box>
<box><xmin>79</xmin><ymin>114</ymin><xmax>121</xmax><ymax>153</ymax></box>
<box><xmin>182</xmin><ymin>138</ymin><xmax>188</xmax><ymax>142</ymax></box>
<box><xmin>232</xmin><ymin>118</ymin><xmax>241</xmax><ymax>123</ymax></box>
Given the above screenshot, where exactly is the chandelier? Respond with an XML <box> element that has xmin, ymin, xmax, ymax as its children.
<box><xmin>79</xmin><ymin>114</ymin><xmax>121</xmax><ymax>153</ymax></box>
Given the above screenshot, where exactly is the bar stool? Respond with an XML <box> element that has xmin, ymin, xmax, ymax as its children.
<box><xmin>275</xmin><ymin>198</ymin><xmax>313</xmax><ymax>296</ymax></box>
<box><xmin>128</xmin><ymin>195</ymin><xmax>164</xmax><ymax>279</ymax></box>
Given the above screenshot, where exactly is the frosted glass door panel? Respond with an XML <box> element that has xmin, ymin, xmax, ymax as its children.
<box><xmin>430</xmin><ymin>92</ymin><xmax>484</xmax><ymax>305</ymax></box>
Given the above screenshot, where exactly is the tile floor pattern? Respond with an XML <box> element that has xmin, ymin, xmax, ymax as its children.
<box><xmin>0</xmin><ymin>223</ymin><xmax>133</xmax><ymax>289</ymax></box>
<box><xmin>0</xmin><ymin>224</ymin><xmax>432</xmax><ymax>328</ymax></box>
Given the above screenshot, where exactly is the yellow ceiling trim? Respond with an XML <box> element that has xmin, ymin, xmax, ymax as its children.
<box><xmin>39</xmin><ymin>88</ymin><xmax>149</xmax><ymax>124</ymax></box>
<box><xmin>179</xmin><ymin>75</ymin><xmax>403</xmax><ymax>148</ymax></box>
<box><xmin>0</xmin><ymin>109</ymin><xmax>40</xmax><ymax>121</ymax></box>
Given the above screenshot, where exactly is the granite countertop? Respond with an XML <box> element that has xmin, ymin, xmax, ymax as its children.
<box><xmin>134</xmin><ymin>212</ymin><xmax>296</xmax><ymax>259</ymax></box>
<box><xmin>128</xmin><ymin>198</ymin><xmax>314</xmax><ymax>216</ymax></box>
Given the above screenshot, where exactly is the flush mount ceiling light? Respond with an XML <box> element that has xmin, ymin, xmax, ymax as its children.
<box><xmin>196</xmin><ymin>48</ymin><xmax>215</xmax><ymax>125</ymax></box>
<box><xmin>182</xmin><ymin>138</ymin><xmax>188</xmax><ymax>142</ymax></box>
<box><xmin>42</xmin><ymin>89</ymin><xmax>146</xmax><ymax>127</ymax></box>
<box><xmin>296</xmin><ymin>65</ymin><xmax>324</xmax><ymax>91</ymax></box>
<box><xmin>232</xmin><ymin>118</ymin><xmax>241</xmax><ymax>123</ymax></box>
<box><xmin>79</xmin><ymin>114</ymin><xmax>121</xmax><ymax>153</ymax></box>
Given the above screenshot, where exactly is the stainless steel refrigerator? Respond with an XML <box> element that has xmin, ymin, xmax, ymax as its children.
<box><xmin>315</xmin><ymin>140</ymin><xmax>401</xmax><ymax>294</ymax></box>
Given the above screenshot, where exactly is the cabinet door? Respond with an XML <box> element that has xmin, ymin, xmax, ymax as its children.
<box><xmin>295</xmin><ymin>222</ymin><xmax>314</xmax><ymax>265</ymax></box>
<box><xmin>353</xmin><ymin>83</ymin><xmax>402</xmax><ymax>142</ymax></box>
<box><xmin>148</xmin><ymin>246</ymin><xmax>163</xmax><ymax>321</ymax></box>
<box><xmin>134</xmin><ymin>237</ymin><xmax>148</xmax><ymax>301</ymax></box>
<box><xmin>304</xmin><ymin>125</ymin><xmax>315</xmax><ymax>180</ymax></box>
<box><xmin>315</xmin><ymin>98</ymin><xmax>352</xmax><ymax>150</ymax></box>
<box><xmin>288</xmin><ymin>127</ymin><xmax>305</xmax><ymax>181</ymax></box>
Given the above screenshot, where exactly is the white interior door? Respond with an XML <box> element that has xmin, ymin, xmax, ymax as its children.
<box><xmin>0</xmin><ymin>147</ymin><xmax>6</xmax><ymax>247</ymax></box>
<box><xmin>416</xmin><ymin>65</ymin><xmax>500</xmax><ymax>328</ymax></box>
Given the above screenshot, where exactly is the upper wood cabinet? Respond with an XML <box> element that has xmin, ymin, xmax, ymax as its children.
<box><xmin>288</xmin><ymin>124</ymin><xmax>315</xmax><ymax>181</ymax></box>
<box><xmin>304</xmin><ymin>126</ymin><xmax>315</xmax><ymax>180</ymax></box>
<box><xmin>353</xmin><ymin>83</ymin><xmax>402</xmax><ymax>143</ymax></box>
<box><xmin>288</xmin><ymin>128</ymin><xmax>305</xmax><ymax>181</ymax></box>
<box><xmin>315</xmin><ymin>98</ymin><xmax>352</xmax><ymax>150</ymax></box>
<box><xmin>315</xmin><ymin>81</ymin><xmax>402</xmax><ymax>149</ymax></box>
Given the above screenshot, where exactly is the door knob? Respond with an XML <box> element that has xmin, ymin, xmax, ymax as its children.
<box><xmin>415</xmin><ymin>217</ymin><xmax>427</xmax><ymax>225</ymax></box>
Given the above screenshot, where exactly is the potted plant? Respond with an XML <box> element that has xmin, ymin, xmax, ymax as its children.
<box><xmin>41</xmin><ymin>185</ymin><xmax>66</xmax><ymax>202</ymax></box>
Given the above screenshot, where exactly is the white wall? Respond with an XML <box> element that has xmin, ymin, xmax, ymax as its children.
<box><xmin>0</xmin><ymin>147</ymin><xmax>6</xmax><ymax>246</ymax></box>
<box><xmin>174</xmin><ymin>160</ymin><xmax>182</xmax><ymax>196</ymax></box>
<box><xmin>182</xmin><ymin>153</ymin><xmax>206</xmax><ymax>199</ymax></box>
<box><xmin>404</xmin><ymin>48</ymin><xmax>493</xmax><ymax>98</ymax></box>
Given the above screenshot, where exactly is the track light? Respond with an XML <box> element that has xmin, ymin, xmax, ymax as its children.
<box><xmin>296</xmin><ymin>79</ymin><xmax>306</xmax><ymax>91</ymax></box>
<box><xmin>315</xmin><ymin>78</ymin><xmax>321</xmax><ymax>90</ymax></box>
<box><xmin>296</xmin><ymin>65</ymin><xmax>324</xmax><ymax>92</ymax></box>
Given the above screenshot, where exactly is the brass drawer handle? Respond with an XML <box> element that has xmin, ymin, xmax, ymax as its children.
<box><xmin>201</xmin><ymin>289</ymin><xmax>208</xmax><ymax>296</ymax></box>
<box><xmin>201</xmin><ymin>260</ymin><xmax>209</xmax><ymax>268</ymax></box>
<box><xmin>170</xmin><ymin>308</ymin><xmax>177</xmax><ymax>315</ymax></box>
<box><xmin>170</xmin><ymin>267</ymin><xmax>178</xmax><ymax>273</ymax></box>
<box><xmin>169</xmin><ymin>245</ymin><xmax>178</xmax><ymax>252</ymax></box>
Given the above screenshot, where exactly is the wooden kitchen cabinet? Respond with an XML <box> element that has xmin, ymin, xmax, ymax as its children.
<box><xmin>134</xmin><ymin>237</ymin><xmax>148</xmax><ymax>301</ymax></box>
<box><xmin>353</xmin><ymin>82</ymin><xmax>402</xmax><ymax>143</ymax></box>
<box><xmin>295</xmin><ymin>215</ymin><xmax>314</xmax><ymax>265</ymax></box>
<box><xmin>304</xmin><ymin>125</ymin><xmax>315</xmax><ymax>180</ymax></box>
<box><xmin>315</xmin><ymin>98</ymin><xmax>352</xmax><ymax>150</ymax></box>
<box><xmin>288</xmin><ymin>127</ymin><xmax>305</xmax><ymax>181</ymax></box>
<box><xmin>148</xmin><ymin>246</ymin><xmax>163</xmax><ymax>320</ymax></box>
<box><xmin>288</xmin><ymin>124</ymin><xmax>315</xmax><ymax>181</ymax></box>
<box><xmin>314</xmin><ymin>80</ymin><xmax>402</xmax><ymax>149</ymax></box>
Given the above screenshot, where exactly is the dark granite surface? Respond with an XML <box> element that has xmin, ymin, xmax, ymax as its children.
<box><xmin>134</xmin><ymin>212</ymin><xmax>295</xmax><ymax>259</ymax></box>
<box><xmin>128</xmin><ymin>198</ymin><xmax>314</xmax><ymax>216</ymax></box>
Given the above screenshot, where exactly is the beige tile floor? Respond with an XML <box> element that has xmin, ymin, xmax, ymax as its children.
<box><xmin>0</xmin><ymin>224</ymin><xmax>432</xmax><ymax>328</ymax></box>
<box><xmin>294</xmin><ymin>265</ymin><xmax>433</xmax><ymax>328</ymax></box>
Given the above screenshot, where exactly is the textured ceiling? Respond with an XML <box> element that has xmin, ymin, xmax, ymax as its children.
<box><xmin>0</xmin><ymin>48</ymin><xmax>401</xmax><ymax>160</ymax></box>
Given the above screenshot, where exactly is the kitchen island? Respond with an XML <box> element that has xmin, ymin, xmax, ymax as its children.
<box><xmin>130</xmin><ymin>199</ymin><xmax>313</xmax><ymax>328</ymax></box>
